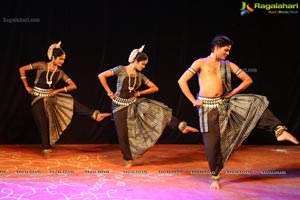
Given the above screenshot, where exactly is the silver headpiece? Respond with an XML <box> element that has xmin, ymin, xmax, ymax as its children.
<box><xmin>128</xmin><ymin>45</ymin><xmax>145</xmax><ymax>63</ymax></box>
<box><xmin>47</xmin><ymin>41</ymin><xmax>62</xmax><ymax>60</ymax></box>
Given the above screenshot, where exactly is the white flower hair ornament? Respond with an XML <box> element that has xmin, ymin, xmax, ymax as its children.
<box><xmin>128</xmin><ymin>44</ymin><xmax>145</xmax><ymax>63</ymax></box>
<box><xmin>47</xmin><ymin>41</ymin><xmax>62</xmax><ymax>60</ymax></box>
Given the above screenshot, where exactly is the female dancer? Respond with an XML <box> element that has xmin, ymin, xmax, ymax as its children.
<box><xmin>19</xmin><ymin>41</ymin><xmax>111</xmax><ymax>157</ymax></box>
<box><xmin>98</xmin><ymin>45</ymin><xmax>198</xmax><ymax>168</ymax></box>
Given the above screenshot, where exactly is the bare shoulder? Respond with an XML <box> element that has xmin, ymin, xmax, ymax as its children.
<box><xmin>227</xmin><ymin>61</ymin><xmax>240</xmax><ymax>72</ymax></box>
<box><xmin>190</xmin><ymin>57</ymin><xmax>206</xmax><ymax>70</ymax></box>
<box><xmin>193</xmin><ymin>58</ymin><xmax>206</xmax><ymax>64</ymax></box>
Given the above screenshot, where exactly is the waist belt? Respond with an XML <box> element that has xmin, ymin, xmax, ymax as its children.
<box><xmin>198</xmin><ymin>96</ymin><xmax>223</xmax><ymax>108</ymax></box>
<box><xmin>32</xmin><ymin>86</ymin><xmax>52</xmax><ymax>97</ymax></box>
<box><xmin>112</xmin><ymin>96</ymin><xmax>136</xmax><ymax>106</ymax></box>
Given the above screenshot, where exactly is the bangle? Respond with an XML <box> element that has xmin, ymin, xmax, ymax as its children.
<box><xmin>20</xmin><ymin>76</ymin><xmax>27</xmax><ymax>79</ymax></box>
<box><xmin>137</xmin><ymin>91</ymin><xmax>141</xmax><ymax>97</ymax></box>
<box><xmin>107</xmin><ymin>92</ymin><xmax>113</xmax><ymax>96</ymax></box>
<box><xmin>64</xmin><ymin>86</ymin><xmax>68</xmax><ymax>92</ymax></box>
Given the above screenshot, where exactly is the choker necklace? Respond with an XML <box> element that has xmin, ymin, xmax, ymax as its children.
<box><xmin>46</xmin><ymin>64</ymin><xmax>57</xmax><ymax>87</ymax></box>
<box><xmin>128</xmin><ymin>73</ymin><xmax>137</xmax><ymax>93</ymax></box>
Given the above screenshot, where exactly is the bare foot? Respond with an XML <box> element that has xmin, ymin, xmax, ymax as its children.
<box><xmin>96</xmin><ymin>113</ymin><xmax>112</xmax><ymax>122</ymax></box>
<box><xmin>125</xmin><ymin>160</ymin><xmax>133</xmax><ymax>169</ymax></box>
<box><xmin>182</xmin><ymin>126</ymin><xmax>199</xmax><ymax>134</ymax></box>
<box><xmin>277</xmin><ymin>131</ymin><xmax>299</xmax><ymax>144</ymax></box>
<box><xmin>210</xmin><ymin>180</ymin><xmax>221</xmax><ymax>189</ymax></box>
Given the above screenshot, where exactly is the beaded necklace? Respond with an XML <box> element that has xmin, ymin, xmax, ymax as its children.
<box><xmin>46</xmin><ymin>64</ymin><xmax>57</xmax><ymax>87</ymax></box>
<box><xmin>128</xmin><ymin>74</ymin><xmax>137</xmax><ymax>93</ymax></box>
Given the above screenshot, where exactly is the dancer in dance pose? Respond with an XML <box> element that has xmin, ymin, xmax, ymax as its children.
<box><xmin>178</xmin><ymin>34</ymin><xmax>299</xmax><ymax>189</ymax></box>
<box><xmin>98</xmin><ymin>45</ymin><xmax>199</xmax><ymax>168</ymax></box>
<box><xmin>19</xmin><ymin>41</ymin><xmax>111</xmax><ymax>158</ymax></box>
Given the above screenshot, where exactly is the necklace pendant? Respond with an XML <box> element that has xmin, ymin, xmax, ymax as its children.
<box><xmin>46</xmin><ymin>64</ymin><xmax>57</xmax><ymax>88</ymax></box>
<box><xmin>128</xmin><ymin>86</ymin><xmax>134</xmax><ymax>92</ymax></box>
<box><xmin>47</xmin><ymin>80</ymin><xmax>52</xmax><ymax>87</ymax></box>
<box><xmin>127</xmin><ymin>73</ymin><xmax>137</xmax><ymax>93</ymax></box>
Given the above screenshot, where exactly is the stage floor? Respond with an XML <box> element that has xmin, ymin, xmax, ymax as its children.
<box><xmin>0</xmin><ymin>144</ymin><xmax>299</xmax><ymax>200</ymax></box>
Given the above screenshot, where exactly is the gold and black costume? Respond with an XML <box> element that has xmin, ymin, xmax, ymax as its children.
<box><xmin>30</xmin><ymin>61</ymin><xmax>98</xmax><ymax>149</ymax></box>
<box><xmin>110</xmin><ymin>66</ymin><xmax>186</xmax><ymax>160</ymax></box>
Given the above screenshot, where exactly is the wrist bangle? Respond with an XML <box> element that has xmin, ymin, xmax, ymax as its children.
<box><xmin>20</xmin><ymin>76</ymin><xmax>27</xmax><ymax>79</ymax></box>
<box><xmin>64</xmin><ymin>86</ymin><xmax>68</xmax><ymax>92</ymax></box>
<box><xmin>107</xmin><ymin>92</ymin><xmax>113</xmax><ymax>96</ymax></box>
<box><xmin>137</xmin><ymin>91</ymin><xmax>141</xmax><ymax>97</ymax></box>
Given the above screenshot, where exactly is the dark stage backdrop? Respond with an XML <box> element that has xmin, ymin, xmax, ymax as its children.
<box><xmin>1</xmin><ymin>0</ymin><xmax>299</xmax><ymax>145</ymax></box>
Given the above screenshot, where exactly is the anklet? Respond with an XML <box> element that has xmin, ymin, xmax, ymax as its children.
<box><xmin>91</xmin><ymin>110</ymin><xmax>101</xmax><ymax>121</ymax></box>
<box><xmin>178</xmin><ymin>121</ymin><xmax>187</xmax><ymax>132</ymax></box>
<box><xmin>125</xmin><ymin>160</ymin><xmax>133</xmax><ymax>168</ymax></box>
<box><xmin>211</xmin><ymin>174</ymin><xmax>221</xmax><ymax>181</ymax></box>
<box><xmin>43</xmin><ymin>149</ymin><xmax>52</xmax><ymax>153</ymax></box>
<box><xmin>274</xmin><ymin>125</ymin><xmax>287</xmax><ymax>138</ymax></box>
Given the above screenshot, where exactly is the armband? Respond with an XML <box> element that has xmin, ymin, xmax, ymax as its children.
<box><xmin>188</xmin><ymin>67</ymin><xmax>196</xmax><ymax>74</ymax></box>
<box><xmin>235</xmin><ymin>68</ymin><xmax>243</xmax><ymax>76</ymax></box>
